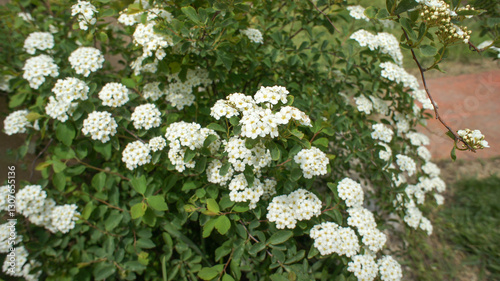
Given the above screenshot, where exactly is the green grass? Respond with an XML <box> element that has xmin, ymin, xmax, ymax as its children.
<box><xmin>405</xmin><ymin>175</ymin><xmax>500</xmax><ymax>280</ymax></box>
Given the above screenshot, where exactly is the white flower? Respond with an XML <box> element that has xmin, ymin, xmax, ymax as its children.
<box><xmin>71</xmin><ymin>0</ymin><xmax>98</xmax><ymax>30</ymax></box>
<box><xmin>421</xmin><ymin>162</ymin><xmax>440</xmax><ymax>178</ymax></box>
<box><xmin>149</xmin><ymin>136</ymin><xmax>166</xmax><ymax>152</ymax></box>
<box><xmin>131</xmin><ymin>103</ymin><xmax>161</xmax><ymax>130</ymax></box>
<box><xmin>241</xmin><ymin>28</ymin><xmax>263</xmax><ymax>43</ymax></box>
<box><xmin>98</xmin><ymin>83</ymin><xmax>130</xmax><ymax>107</ymax></box>
<box><xmin>396</xmin><ymin>154</ymin><xmax>416</xmax><ymax>176</ymax></box>
<box><xmin>23</xmin><ymin>54</ymin><xmax>59</xmax><ymax>89</ymax></box>
<box><xmin>337</xmin><ymin>178</ymin><xmax>364</xmax><ymax>207</ymax></box>
<box><xmin>122</xmin><ymin>141</ymin><xmax>152</xmax><ymax>170</ymax></box>
<box><xmin>354</xmin><ymin>95</ymin><xmax>373</xmax><ymax>114</ymax></box>
<box><xmin>143</xmin><ymin>82</ymin><xmax>167</xmax><ymax>101</ymax></box>
<box><xmin>348</xmin><ymin>254</ymin><xmax>378</xmax><ymax>281</ymax></box>
<box><xmin>293</xmin><ymin>146</ymin><xmax>329</xmax><ymax>179</ymax></box>
<box><xmin>49</xmin><ymin>204</ymin><xmax>80</xmax><ymax>233</ymax></box>
<box><xmin>3</xmin><ymin>110</ymin><xmax>31</xmax><ymax>135</ymax></box>
<box><xmin>378</xmin><ymin>255</ymin><xmax>403</xmax><ymax>281</ymax></box>
<box><xmin>23</xmin><ymin>32</ymin><xmax>54</xmax><ymax>54</ymax></box>
<box><xmin>457</xmin><ymin>128</ymin><xmax>489</xmax><ymax>149</ymax></box>
<box><xmin>310</xmin><ymin>222</ymin><xmax>360</xmax><ymax>257</ymax></box>
<box><xmin>378</xmin><ymin>142</ymin><xmax>392</xmax><ymax>161</ymax></box>
<box><xmin>133</xmin><ymin>22</ymin><xmax>174</xmax><ymax>58</ymax></box>
<box><xmin>371</xmin><ymin>123</ymin><xmax>394</xmax><ymax>143</ymax></box>
<box><xmin>16</xmin><ymin>185</ymin><xmax>47</xmax><ymax>217</ymax></box>
<box><xmin>267</xmin><ymin>189</ymin><xmax>322</xmax><ymax>229</ymax></box>
<box><xmin>347</xmin><ymin>5</ymin><xmax>369</xmax><ymax>22</ymax></box>
<box><xmin>68</xmin><ymin>47</ymin><xmax>104</xmax><ymax>77</ymax></box>
<box><xmin>82</xmin><ymin>111</ymin><xmax>118</xmax><ymax>143</ymax></box>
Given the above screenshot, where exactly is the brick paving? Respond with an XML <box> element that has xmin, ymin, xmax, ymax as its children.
<box><xmin>418</xmin><ymin>69</ymin><xmax>500</xmax><ymax>160</ymax></box>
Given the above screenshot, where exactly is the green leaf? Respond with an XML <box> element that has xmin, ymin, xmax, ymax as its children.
<box><xmin>181</xmin><ymin>181</ymin><xmax>197</xmax><ymax>192</ymax></box>
<box><xmin>131</xmin><ymin>175</ymin><xmax>147</xmax><ymax>195</ymax></box>
<box><xmin>203</xmin><ymin>134</ymin><xmax>218</xmax><ymax>148</ymax></box>
<box><xmin>121</xmin><ymin>78</ymin><xmax>136</xmax><ymax>88</ymax></box>
<box><xmin>216</xmin><ymin>50</ymin><xmax>234</xmax><ymax>70</ymax></box>
<box><xmin>267</xmin><ymin>231</ymin><xmax>293</xmax><ymax>245</ymax></box>
<box><xmin>420</xmin><ymin>45</ymin><xmax>438</xmax><ymax>57</ymax></box>
<box><xmin>56</xmin><ymin>122</ymin><xmax>76</xmax><ymax>146</ymax></box>
<box><xmin>206</xmin><ymin>198</ymin><xmax>220</xmax><ymax>214</ymax></box>
<box><xmin>198</xmin><ymin>267</ymin><xmax>219</xmax><ymax>280</ymax></box>
<box><xmin>101</xmin><ymin>8</ymin><xmax>115</xmax><ymax>17</ymax></box>
<box><xmin>181</xmin><ymin>6</ymin><xmax>202</xmax><ymax>24</ymax></box>
<box><xmin>52</xmin><ymin>172</ymin><xmax>66</xmax><ymax>191</ymax></box>
<box><xmin>9</xmin><ymin>92</ymin><xmax>27</xmax><ymax>108</ymax></box>
<box><xmin>215</xmin><ymin>215</ymin><xmax>231</xmax><ymax>235</ymax></box>
<box><xmin>207</xmin><ymin>123</ymin><xmax>226</xmax><ymax>133</ymax></box>
<box><xmin>81</xmin><ymin>201</ymin><xmax>95</xmax><ymax>220</ymax></box>
<box><xmin>104</xmin><ymin>213</ymin><xmax>123</xmax><ymax>231</ymax></box>
<box><xmin>52</xmin><ymin>159</ymin><xmax>67</xmax><ymax>173</ymax></box>
<box><xmin>269</xmin><ymin>142</ymin><xmax>281</xmax><ymax>161</ymax></box>
<box><xmin>249</xmin><ymin>242</ymin><xmax>266</xmax><ymax>256</ymax></box>
<box><xmin>183</xmin><ymin>148</ymin><xmax>196</xmax><ymax>163</ymax></box>
<box><xmin>386</xmin><ymin>0</ymin><xmax>396</xmax><ymax>14</ymax></box>
<box><xmin>92</xmin><ymin>172</ymin><xmax>106</xmax><ymax>192</ymax></box>
<box><xmin>451</xmin><ymin>146</ymin><xmax>457</xmax><ymax>162</ymax></box>
<box><xmin>131</xmin><ymin>202</ymin><xmax>147</xmax><ymax>219</ymax></box>
<box><xmin>364</xmin><ymin>6</ymin><xmax>378</xmax><ymax>19</ymax></box>
<box><xmin>376</xmin><ymin>8</ymin><xmax>391</xmax><ymax>19</ymax></box>
<box><xmin>394</xmin><ymin>0</ymin><xmax>418</xmax><ymax>15</ymax></box>
<box><xmin>99</xmin><ymin>32</ymin><xmax>109</xmax><ymax>43</ymax></box>
<box><xmin>203</xmin><ymin>218</ymin><xmax>217</xmax><ymax>238</ymax></box>
<box><xmin>219</xmin><ymin>162</ymin><xmax>231</xmax><ymax>176</ymax></box>
<box><xmin>222</xmin><ymin>274</ymin><xmax>235</xmax><ymax>281</ymax></box>
<box><xmin>147</xmin><ymin>195</ymin><xmax>169</xmax><ymax>211</ymax></box>
<box><xmin>399</xmin><ymin>17</ymin><xmax>417</xmax><ymax>41</ymax></box>
<box><xmin>312</xmin><ymin>138</ymin><xmax>329</xmax><ymax>149</ymax></box>
<box><xmin>93</xmin><ymin>262</ymin><xmax>116</xmax><ymax>280</ymax></box>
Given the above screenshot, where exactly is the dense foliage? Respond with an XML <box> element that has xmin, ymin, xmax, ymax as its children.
<box><xmin>0</xmin><ymin>0</ymin><xmax>496</xmax><ymax>280</ymax></box>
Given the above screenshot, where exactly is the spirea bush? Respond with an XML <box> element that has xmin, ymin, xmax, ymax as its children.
<box><xmin>0</xmin><ymin>0</ymin><xmax>496</xmax><ymax>280</ymax></box>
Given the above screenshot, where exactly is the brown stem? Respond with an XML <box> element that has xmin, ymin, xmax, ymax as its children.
<box><xmin>218</xmin><ymin>248</ymin><xmax>234</xmax><ymax>281</ymax></box>
<box><xmin>30</xmin><ymin>138</ymin><xmax>53</xmax><ymax>181</ymax></box>
<box><xmin>307</xmin><ymin>0</ymin><xmax>339</xmax><ymax>33</ymax></box>
<box><xmin>82</xmin><ymin>218</ymin><xmax>121</xmax><ymax>237</ymax></box>
<box><xmin>76</xmin><ymin>158</ymin><xmax>131</xmax><ymax>181</ymax></box>
<box><xmin>398</xmin><ymin>19</ymin><xmax>476</xmax><ymax>152</ymax></box>
<box><xmin>276</xmin><ymin>158</ymin><xmax>292</xmax><ymax>167</ymax></box>
<box><xmin>91</xmin><ymin>195</ymin><xmax>126</xmax><ymax>213</ymax></box>
<box><xmin>239</xmin><ymin>220</ymin><xmax>260</xmax><ymax>243</ymax></box>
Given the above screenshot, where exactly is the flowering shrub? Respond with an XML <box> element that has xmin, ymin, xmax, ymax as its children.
<box><xmin>0</xmin><ymin>0</ymin><xmax>495</xmax><ymax>280</ymax></box>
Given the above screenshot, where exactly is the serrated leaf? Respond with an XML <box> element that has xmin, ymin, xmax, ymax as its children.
<box><xmin>198</xmin><ymin>267</ymin><xmax>219</xmax><ymax>280</ymax></box>
<box><xmin>131</xmin><ymin>202</ymin><xmax>147</xmax><ymax>219</ymax></box>
<box><xmin>267</xmin><ymin>231</ymin><xmax>293</xmax><ymax>245</ymax></box>
<box><xmin>394</xmin><ymin>0</ymin><xmax>418</xmax><ymax>15</ymax></box>
<box><xmin>147</xmin><ymin>195</ymin><xmax>169</xmax><ymax>211</ymax></box>
<box><xmin>420</xmin><ymin>45</ymin><xmax>438</xmax><ymax>57</ymax></box>
<box><xmin>249</xmin><ymin>242</ymin><xmax>266</xmax><ymax>256</ymax></box>
<box><xmin>203</xmin><ymin>218</ymin><xmax>217</xmax><ymax>238</ymax></box>
<box><xmin>215</xmin><ymin>215</ymin><xmax>231</xmax><ymax>235</ymax></box>
<box><xmin>364</xmin><ymin>6</ymin><xmax>378</xmax><ymax>19</ymax></box>
<box><xmin>56</xmin><ymin>122</ymin><xmax>76</xmax><ymax>146</ymax></box>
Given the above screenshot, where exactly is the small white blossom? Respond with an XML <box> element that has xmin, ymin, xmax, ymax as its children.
<box><xmin>293</xmin><ymin>146</ymin><xmax>329</xmax><ymax>178</ymax></box>
<box><xmin>71</xmin><ymin>0</ymin><xmax>98</xmax><ymax>30</ymax></box>
<box><xmin>82</xmin><ymin>111</ymin><xmax>118</xmax><ymax>143</ymax></box>
<box><xmin>98</xmin><ymin>83</ymin><xmax>130</xmax><ymax>107</ymax></box>
<box><xmin>149</xmin><ymin>136</ymin><xmax>166</xmax><ymax>152</ymax></box>
<box><xmin>241</xmin><ymin>28</ymin><xmax>263</xmax><ymax>44</ymax></box>
<box><xmin>131</xmin><ymin>103</ymin><xmax>161</xmax><ymax>130</ymax></box>
<box><xmin>68</xmin><ymin>47</ymin><xmax>104</xmax><ymax>77</ymax></box>
<box><xmin>122</xmin><ymin>141</ymin><xmax>152</xmax><ymax>170</ymax></box>
<box><xmin>23</xmin><ymin>32</ymin><xmax>54</xmax><ymax>54</ymax></box>
<box><xmin>23</xmin><ymin>55</ymin><xmax>59</xmax><ymax>89</ymax></box>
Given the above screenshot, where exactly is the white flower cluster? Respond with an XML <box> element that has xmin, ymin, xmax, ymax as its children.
<box><xmin>0</xmin><ymin>75</ymin><xmax>13</xmax><ymax>92</ymax></box>
<box><xmin>122</xmin><ymin>140</ymin><xmax>152</xmax><ymax>170</ymax></box>
<box><xmin>143</xmin><ymin>82</ymin><xmax>166</xmax><ymax>101</ymax></box>
<box><xmin>148</xmin><ymin>136</ymin><xmax>166</xmax><ymax>152</ymax></box>
<box><xmin>118</xmin><ymin>5</ymin><xmax>172</xmax><ymax>26</ymax></box>
<box><xmin>17</xmin><ymin>12</ymin><xmax>34</xmax><ymax>22</ymax></box>
<box><xmin>378</xmin><ymin>255</ymin><xmax>404</xmax><ymax>281</ymax></box>
<box><xmin>98</xmin><ymin>82</ymin><xmax>130</xmax><ymax>107</ymax></box>
<box><xmin>421</xmin><ymin>162</ymin><xmax>441</xmax><ymax>178</ymax></box>
<box><xmin>310</xmin><ymin>222</ymin><xmax>360</xmax><ymax>257</ymax></box>
<box><xmin>378</xmin><ymin>142</ymin><xmax>392</xmax><ymax>161</ymax></box>
<box><xmin>293</xmin><ymin>147</ymin><xmax>329</xmax><ymax>178</ymax></box>
<box><xmin>207</xmin><ymin>159</ymin><xmax>234</xmax><ymax>185</ymax></box>
<box><xmin>351</xmin><ymin>30</ymin><xmax>403</xmax><ymax>65</ymax></box>
<box><xmin>2</xmin><ymin>245</ymin><xmax>41</xmax><ymax>280</ymax></box>
<box><xmin>241</xmin><ymin>28</ymin><xmax>264</xmax><ymax>44</ymax></box>
<box><xmin>211</xmin><ymin>87</ymin><xmax>311</xmax><ymax>139</ymax></box>
<box><xmin>406</xmin><ymin>131</ymin><xmax>430</xmax><ymax>146</ymax></box>
<box><xmin>164</xmin><ymin>68</ymin><xmax>212</xmax><ymax>109</ymax></box>
<box><xmin>0</xmin><ymin>222</ymin><xmax>22</xmax><ymax>253</ymax></box>
<box><xmin>68</xmin><ymin>47</ymin><xmax>105</xmax><ymax>77</ymax></box>
<box><xmin>267</xmin><ymin>189</ymin><xmax>322</xmax><ymax>229</ymax></box>
<box><xmin>23</xmin><ymin>54</ymin><xmax>59</xmax><ymax>89</ymax></box>
<box><xmin>228</xmin><ymin>175</ymin><xmax>276</xmax><ymax>209</ymax></box>
<box><xmin>164</xmin><ymin>122</ymin><xmax>220</xmax><ymax>172</ymax></box>
<box><xmin>348</xmin><ymin>254</ymin><xmax>378</xmax><ymax>281</ymax></box>
<box><xmin>131</xmin><ymin>55</ymin><xmax>159</xmax><ymax>75</ymax></box>
<box><xmin>337</xmin><ymin>177</ymin><xmax>364</xmax><ymax>207</ymax></box>
<box><xmin>23</xmin><ymin>32</ymin><xmax>54</xmax><ymax>54</ymax></box>
<box><xmin>348</xmin><ymin>207</ymin><xmax>387</xmax><ymax>252</ymax></box>
<box><xmin>82</xmin><ymin>111</ymin><xmax>118</xmax><ymax>143</ymax></box>
<box><xmin>46</xmin><ymin>77</ymin><xmax>89</xmax><ymax>122</ymax></box>
<box><xmin>371</xmin><ymin>123</ymin><xmax>393</xmax><ymax>143</ymax></box>
<box><xmin>3</xmin><ymin>110</ymin><xmax>30</xmax><ymax>136</ymax></box>
<box><xmin>225</xmin><ymin>136</ymin><xmax>272</xmax><ymax>173</ymax></box>
<box><xmin>417</xmin><ymin>146</ymin><xmax>432</xmax><ymax>161</ymax></box>
<box><xmin>355</xmin><ymin>95</ymin><xmax>373</xmax><ymax>114</ymax></box>
<box><xmin>131</xmin><ymin>103</ymin><xmax>161</xmax><ymax>130</ymax></box>
<box><xmin>15</xmin><ymin>185</ymin><xmax>80</xmax><ymax>233</ymax></box>
<box><xmin>347</xmin><ymin>5</ymin><xmax>369</xmax><ymax>22</ymax></box>
<box><xmin>457</xmin><ymin>128</ymin><xmax>489</xmax><ymax>149</ymax></box>
<box><xmin>133</xmin><ymin>23</ymin><xmax>173</xmax><ymax>58</ymax></box>
<box><xmin>380</xmin><ymin>62</ymin><xmax>419</xmax><ymax>90</ymax></box>
<box><xmin>71</xmin><ymin>0</ymin><xmax>98</xmax><ymax>30</ymax></box>
<box><xmin>395</xmin><ymin>154</ymin><xmax>416</xmax><ymax>176</ymax></box>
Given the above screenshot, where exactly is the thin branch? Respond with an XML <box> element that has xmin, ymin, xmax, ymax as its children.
<box><xmin>30</xmin><ymin>138</ymin><xmax>53</xmax><ymax>181</ymax></box>
<box><xmin>307</xmin><ymin>0</ymin><xmax>339</xmax><ymax>33</ymax></box>
<box><xmin>76</xmin><ymin>158</ymin><xmax>131</xmax><ymax>181</ymax></box>
<box><xmin>398</xmin><ymin>20</ymin><xmax>476</xmax><ymax>152</ymax></box>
